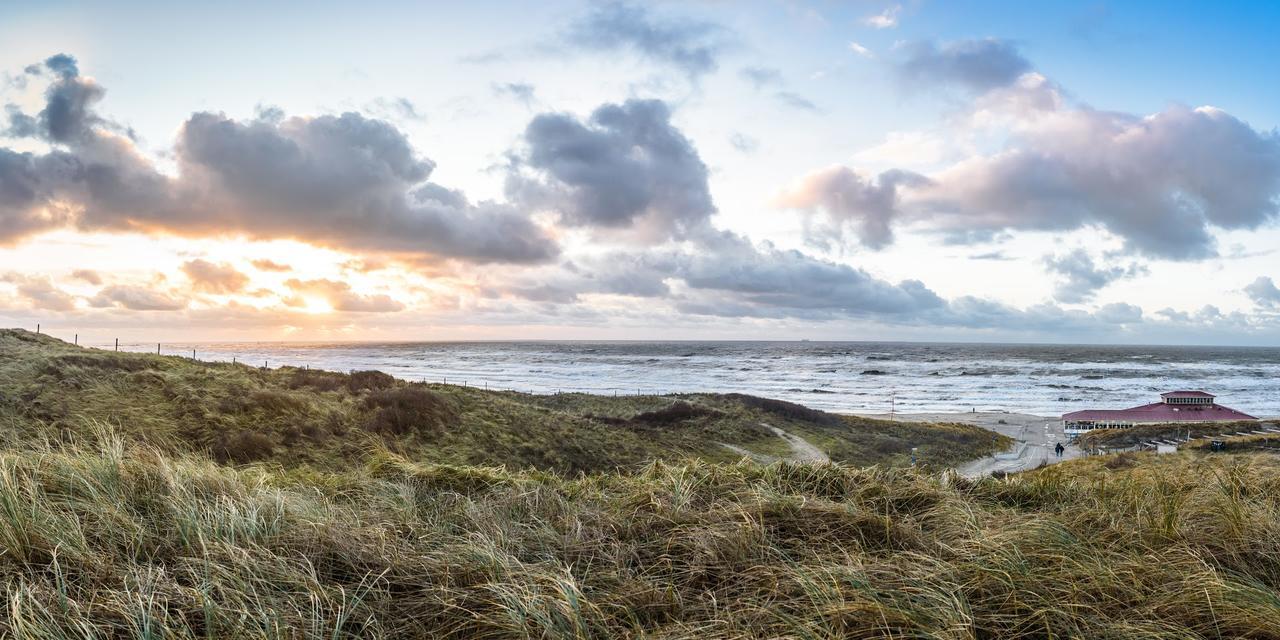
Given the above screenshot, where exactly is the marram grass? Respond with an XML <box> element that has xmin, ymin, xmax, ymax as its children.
<box><xmin>3</xmin><ymin>434</ymin><xmax>1280</xmax><ymax>638</ymax></box>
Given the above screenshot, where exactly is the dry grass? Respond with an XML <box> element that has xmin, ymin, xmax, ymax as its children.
<box><xmin>3</xmin><ymin>435</ymin><xmax>1280</xmax><ymax>638</ymax></box>
<box><xmin>0</xmin><ymin>329</ymin><xmax>1008</xmax><ymax>473</ymax></box>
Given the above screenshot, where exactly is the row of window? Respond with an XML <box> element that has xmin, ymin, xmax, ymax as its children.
<box><xmin>1164</xmin><ymin>397</ymin><xmax>1213</xmax><ymax>405</ymax></box>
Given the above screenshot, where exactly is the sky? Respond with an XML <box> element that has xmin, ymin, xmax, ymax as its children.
<box><xmin>1</xmin><ymin>0</ymin><xmax>1279</xmax><ymax>345</ymax></box>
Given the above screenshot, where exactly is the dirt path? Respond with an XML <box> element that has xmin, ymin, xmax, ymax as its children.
<box><xmin>720</xmin><ymin>423</ymin><xmax>830</xmax><ymax>464</ymax></box>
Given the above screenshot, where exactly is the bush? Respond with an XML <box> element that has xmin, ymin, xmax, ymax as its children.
<box><xmin>287</xmin><ymin>368</ymin><xmax>347</xmax><ymax>392</ymax></box>
<box><xmin>725</xmin><ymin>393</ymin><xmax>843</xmax><ymax>427</ymax></box>
<box><xmin>363</xmin><ymin>386</ymin><xmax>457</xmax><ymax>436</ymax></box>
<box><xmin>212</xmin><ymin>430</ymin><xmax>275</xmax><ymax>464</ymax></box>
<box><xmin>347</xmin><ymin>370</ymin><xmax>397</xmax><ymax>392</ymax></box>
<box><xmin>630</xmin><ymin>401</ymin><xmax>723</xmax><ymax>425</ymax></box>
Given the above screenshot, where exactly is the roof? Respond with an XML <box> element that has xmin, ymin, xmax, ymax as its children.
<box><xmin>1063</xmin><ymin>402</ymin><xmax>1256</xmax><ymax>423</ymax></box>
<box><xmin>1160</xmin><ymin>391</ymin><xmax>1215</xmax><ymax>398</ymax></box>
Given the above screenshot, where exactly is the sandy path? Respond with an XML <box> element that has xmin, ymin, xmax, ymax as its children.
<box><xmin>720</xmin><ymin>423</ymin><xmax>830</xmax><ymax>464</ymax></box>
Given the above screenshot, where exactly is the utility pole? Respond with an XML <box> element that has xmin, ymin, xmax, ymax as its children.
<box><xmin>890</xmin><ymin>390</ymin><xmax>896</xmax><ymax>421</ymax></box>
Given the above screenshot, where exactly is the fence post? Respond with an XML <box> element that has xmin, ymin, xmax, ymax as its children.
<box><xmin>74</xmin><ymin>333</ymin><xmax>78</xmax><ymax>345</ymax></box>
<box><xmin>157</xmin><ymin>343</ymin><xmax>161</xmax><ymax>355</ymax></box>
<box><xmin>36</xmin><ymin>324</ymin><xmax>39</xmax><ymax>334</ymax></box>
<box><xmin>114</xmin><ymin>338</ymin><xmax>118</xmax><ymax>352</ymax></box>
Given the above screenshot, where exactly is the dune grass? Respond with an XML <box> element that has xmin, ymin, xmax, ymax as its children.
<box><xmin>4</xmin><ymin>434</ymin><xmax>1280</xmax><ymax>637</ymax></box>
<box><xmin>0</xmin><ymin>329</ymin><xmax>1006</xmax><ymax>473</ymax></box>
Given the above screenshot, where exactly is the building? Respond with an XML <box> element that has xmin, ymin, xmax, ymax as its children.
<box><xmin>1062</xmin><ymin>391</ymin><xmax>1257</xmax><ymax>439</ymax></box>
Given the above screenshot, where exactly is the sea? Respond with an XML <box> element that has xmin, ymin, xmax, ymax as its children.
<box><xmin>105</xmin><ymin>340</ymin><xmax>1280</xmax><ymax>417</ymax></box>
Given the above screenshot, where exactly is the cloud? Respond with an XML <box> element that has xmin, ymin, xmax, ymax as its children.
<box><xmin>7</xmin><ymin>54</ymin><xmax>108</xmax><ymax>143</ymax></box>
<box><xmin>89</xmin><ymin>285</ymin><xmax>186</xmax><ymax>311</ymax></box>
<box><xmin>0</xmin><ymin>55</ymin><xmax>559</xmax><ymax>265</ymax></box>
<box><xmin>493</xmin><ymin>82</ymin><xmax>536</xmax><ymax>107</ymax></box>
<box><xmin>739</xmin><ymin>66</ymin><xmax>782</xmax><ymax>89</ymax></box>
<box><xmin>676</xmin><ymin>233</ymin><xmax>946</xmax><ymax>317</ymax></box>
<box><xmin>1042</xmin><ymin>249</ymin><xmax>1146</xmax><ymax>303</ymax></box>
<box><xmin>774</xmin><ymin>165</ymin><xmax>928</xmax><ymax>250</ymax></box>
<box><xmin>739</xmin><ymin>67</ymin><xmax>819</xmax><ymax>112</ymax></box>
<box><xmin>772</xmin><ymin>91</ymin><xmax>819</xmax><ymax>112</ymax></box>
<box><xmin>861</xmin><ymin>5</ymin><xmax>901</xmax><ymax>29</ymax></box>
<box><xmin>728</xmin><ymin>132</ymin><xmax>759</xmax><ymax>154</ymax></box>
<box><xmin>783</xmin><ymin>104</ymin><xmax>1280</xmax><ymax>259</ymax></box>
<box><xmin>1094</xmin><ymin>302</ymin><xmax>1144</xmax><ymax>324</ymax></box>
<box><xmin>250</xmin><ymin>259</ymin><xmax>291</xmax><ymax>272</ymax></box>
<box><xmin>507</xmin><ymin>99</ymin><xmax>715</xmax><ymax>242</ymax></box>
<box><xmin>848</xmin><ymin>41</ymin><xmax>874</xmax><ymax>58</ymax></box>
<box><xmin>181</xmin><ymin>259</ymin><xmax>250</xmax><ymax>294</ymax></box>
<box><xmin>913</xmin><ymin>105</ymin><xmax>1280</xmax><ymax>258</ymax></box>
<box><xmin>1245</xmin><ymin>276</ymin><xmax>1280</xmax><ymax>308</ymax></box>
<box><xmin>2</xmin><ymin>273</ymin><xmax>76</xmax><ymax>311</ymax></box>
<box><xmin>895</xmin><ymin>38</ymin><xmax>1032</xmax><ymax>93</ymax></box>
<box><xmin>362</xmin><ymin>97</ymin><xmax>423</xmax><ymax>122</ymax></box>
<box><xmin>70</xmin><ymin>269</ymin><xmax>102</xmax><ymax>285</ymax></box>
<box><xmin>284</xmin><ymin>278</ymin><xmax>405</xmax><ymax>312</ymax></box>
<box><xmin>564</xmin><ymin>2</ymin><xmax>730</xmax><ymax>80</ymax></box>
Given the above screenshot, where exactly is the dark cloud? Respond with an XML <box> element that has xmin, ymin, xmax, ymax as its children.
<box><xmin>89</xmin><ymin>285</ymin><xmax>187</xmax><ymax>311</ymax></box>
<box><xmin>564</xmin><ymin>2</ymin><xmax>729</xmax><ymax>80</ymax></box>
<box><xmin>775</xmin><ymin>166</ymin><xmax>928</xmax><ymax>250</ymax></box>
<box><xmin>493</xmin><ymin>82</ymin><xmax>536</xmax><ymax>106</ymax></box>
<box><xmin>0</xmin><ymin>56</ymin><xmax>559</xmax><ymax>265</ymax></box>
<box><xmin>181</xmin><ymin>259</ymin><xmax>250</xmax><ymax>294</ymax></box>
<box><xmin>508</xmin><ymin>99</ymin><xmax>715</xmax><ymax>242</ymax></box>
<box><xmin>1043</xmin><ymin>249</ymin><xmax>1146</xmax><ymax>303</ymax></box>
<box><xmin>4</xmin><ymin>54</ymin><xmax>107</xmax><ymax>144</ymax></box>
<box><xmin>284</xmin><ymin>278</ymin><xmax>405</xmax><ymax>312</ymax></box>
<box><xmin>895</xmin><ymin>38</ymin><xmax>1032</xmax><ymax>93</ymax></box>
<box><xmin>678</xmin><ymin>233</ymin><xmax>946</xmax><ymax>317</ymax></box>
<box><xmin>1245</xmin><ymin>276</ymin><xmax>1280</xmax><ymax>308</ymax></box>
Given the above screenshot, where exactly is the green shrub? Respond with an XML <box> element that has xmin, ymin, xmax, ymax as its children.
<box><xmin>363</xmin><ymin>386</ymin><xmax>457</xmax><ymax>436</ymax></box>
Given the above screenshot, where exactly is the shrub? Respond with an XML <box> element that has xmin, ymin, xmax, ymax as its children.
<box><xmin>287</xmin><ymin>368</ymin><xmax>346</xmax><ymax>392</ymax></box>
<box><xmin>347</xmin><ymin>370</ymin><xmax>397</xmax><ymax>392</ymax></box>
<box><xmin>725</xmin><ymin>393</ymin><xmax>843</xmax><ymax>427</ymax></box>
<box><xmin>363</xmin><ymin>386</ymin><xmax>457</xmax><ymax>436</ymax></box>
<box><xmin>630</xmin><ymin>401</ymin><xmax>723</xmax><ymax>425</ymax></box>
<box><xmin>212</xmin><ymin>430</ymin><xmax>275</xmax><ymax>464</ymax></box>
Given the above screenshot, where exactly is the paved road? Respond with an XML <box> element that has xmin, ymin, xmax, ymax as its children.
<box><xmin>950</xmin><ymin>412</ymin><xmax>1083</xmax><ymax>478</ymax></box>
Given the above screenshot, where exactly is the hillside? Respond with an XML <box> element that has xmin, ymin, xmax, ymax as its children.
<box><xmin>0</xmin><ymin>329</ymin><xmax>1006</xmax><ymax>472</ymax></box>
<box><xmin>4</xmin><ymin>434</ymin><xmax>1280</xmax><ymax>637</ymax></box>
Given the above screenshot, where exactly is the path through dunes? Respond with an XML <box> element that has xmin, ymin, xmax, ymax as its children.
<box><xmin>720</xmin><ymin>423</ymin><xmax>830</xmax><ymax>464</ymax></box>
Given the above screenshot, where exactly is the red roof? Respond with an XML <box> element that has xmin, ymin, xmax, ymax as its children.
<box><xmin>1160</xmin><ymin>390</ymin><xmax>1215</xmax><ymax>398</ymax></box>
<box><xmin>1063</xmin><ymin>402</ymin><xmax>1256</xmax><ymax>423</ymax></box>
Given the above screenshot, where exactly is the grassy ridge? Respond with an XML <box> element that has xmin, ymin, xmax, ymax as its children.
<box><xmin>0</xmin><ymin>329</ymin><xmax>1006</xmax><ymax>472</ymax></box>
<box><xmin>5</xmin><ymin>436</ymin><xmax>1280</xmax><ymax>637</ymax></box>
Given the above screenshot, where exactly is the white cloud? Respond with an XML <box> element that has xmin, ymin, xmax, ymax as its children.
<box><xmin>861</xmin><ymin>5</ymin><xmax>901</xmax><ymax>29</ymax></box>
<box><xmin>848</xmin><ymin>41</ymin><xmax>874</xmax><ymax>58</ymax></box>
